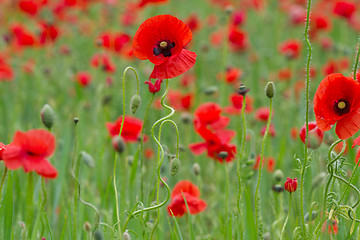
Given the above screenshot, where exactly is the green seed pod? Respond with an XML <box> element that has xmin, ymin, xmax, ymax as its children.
<box><xmin>218</xmin><ymin>151</ymin><xmax>228</xmax><ymax>160</ymax></box>
<box><xmin>170</xmin><ymin>158</ymin><xmax>180</xmax><ymax>176</ymax></box>
<box><xmin>80</xmin><ymin>151</ymin><xmax>95</xmax><ymax>168</ymax></box>
<box><xmin>193</xmin><ymin>163</ymin><xmax>201</xmax><ymax>176</ymax></box>
<box><xmin>94</xmin><ymin>230</ymin><xmax>104</xmax><ymax>240</ymax></box>
<box><xmin>273</xmin><ymin>169</ymin><xmax>284</xmax><ymax>183</ymax></box>
<box><xmin>130</xmin><ymin>94</ymin><xmax>141</xmax><ymax>114</ymax></box>
<box><xmin>41</xmin><ymin>104</ymin><xmax>55</xmax><ymax>130</ymax></box>
<box><xmin>265</xmin><ymin>82</ymin><xmax>275</xmax><ymax>98</ymax></box>
<box><xmin>83</xmin><ymin>221</ymin><xmax>91</xmax><ymax>232</ymax></box>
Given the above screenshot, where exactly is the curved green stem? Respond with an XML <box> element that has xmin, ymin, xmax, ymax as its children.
<box><xmin>300</xmin><ymin>0</ymin><xmax>312</xmax><ymax>238</ymax></box>
<box><xmin>113</xmin><ymin>67</ymin><xmax>140</xmax><ymax>236</ymax></box>
<box><xmin>237</xmin><ymin>96</ymin><xmax>247</xmax><ymax>214</ymax></box>
<box><xmin>0</xmin><ymin>167</ymin><xmax>8</xmax><ymax>203</ymax></box>
<box><xmin>122</xmin><ymin>79</ymin><xmax>173</xmax><ymax>232</ymax></box>
<box><xmin>254</xmin><ymin>97</ymin><xmax>273</xmax><ymax>238</ymax></box>
<box><xmin>338</xmin><ymin>158</ymin><xmax>360</xmax><ymax>204</ymax></box>
<box><xmin>280</xmin><ymin>194</ymin><xmax>292</xmax><ymax>240</ymax></box>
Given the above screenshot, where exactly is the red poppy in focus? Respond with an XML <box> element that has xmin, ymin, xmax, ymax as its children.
<box><xmin>314</xmin><ymin>73</ymin><xmax>360</xmax><ymax>139</ymax></box>
<box><xmin>145</xmin><ymin>79</ymin><xmax>163</xmax><ymax>93</ymax></box>
<box><xmin>2</xmin><ymin>129</ymin><xmax>57</xmax><ymax>178</ymax></box>
<box><xmin>284</xmin><ymin>177</ymin><xmax>297</xmax><ymax>193</ymax></box>
<box><xmin>167</xmin><ymin>180</ymin><xmax>207</xmax><ymax>217</ymax></box>
<box><xmin>299</xmin><ymin>121</ymin><xmax>324</xmax><ymax>149</ymax></box>
<box><xmin>333</xmin><ymin>1</ymin><xmax>356</xmax><ymax>19</ymax></box>
<box><xmin>279</xmin><ymin>39</ymin><xmax>301</xmax><ymax>59</ymax></box>
<box><xmin>132</xmin><ymin>15</ymin><xmax>196</xmax><ymax>79</ymax></box>
<box><xmin>106</xmin><ymin>116</ymin><xmax>143</xmax><ymax>143</ymax></box>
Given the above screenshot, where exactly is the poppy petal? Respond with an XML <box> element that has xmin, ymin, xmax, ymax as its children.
<box><xmin>171</xmin><ymin>180</ymin><xmax>200</xmax><ymax>199</ymax></box>
<box><xmin>34</xmin><ymin>158</ymin><xmax>58</xmax><ymax>179</ymax></box>
<box><xmin>335</xmin><ymin>107</ymin><xmax>360</xmax><ymax>139</ymax></box>
<box><xmin>188</xmin><ymin>142</ymin><xmax>207</xmax><ymax>155</ymax></box>
<box><xmin>150</xmin><ymin>49</ymin><xmax>196</xmax><ymax>79</ymax></box>
<box><xmin>2</xmin><ymin>145</ymin><xmax>23</xmax><ymax>170</ymax></box>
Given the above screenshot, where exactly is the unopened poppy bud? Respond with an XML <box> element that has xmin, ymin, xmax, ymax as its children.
<box><xmin>123</xmin><ymin>231</ymin><xmax>131</xmax><ymax>240</ymax></box>
<box><xmin>193</xmin><ymin>163</ymin><xmax>201</xmax><ymax>176</ymax></box>
<box><xmin>238</xmin><ymin>84</ymin><xmax>249</xmax><ymax>96</ymax></box>
<box><xmin>94</xmin><ymin>230</ymin><xmax>104</xmax><ymax>240</ymax></box>
<box><xmin>112</xmin><ymin>136</ymin><xmax>126</xmax><ymax>153</ymax></box>
<box><xmin>218</xmin><ymin>151</ymin><xmax>228</xmax><ymax>160</ymax></box>
<box><xmin>273</xmin><ymin>169</ymin><xmax>284</xmax><ymax>183</ymax></box>
<box><xmin>181</xmin><ymin>112</ymin><xmax>193</xmax><ymax>124</ymax></box>
<box><xmin>272</xmin><ymin>184</ymin><xmax>284</xmax><ymax>193</ymax></box>
<box><xmin>83</xmin><ymin>221</ymin><xmax>91</xmax><ymax>232</ymax></box>
<box><xmin>204</xmin><ymin>86</ymin><xmax>218</xmax><ymax>95</ymax></box>
<box><xmin>41</xmin><ymin>104</ymin><xmax>55</xmax><ymax>130</ymax></box>
<box><xmin>170</xmin><ymin>158</ymin><xmax>180</xmax><ymax>176</ymax></box>
<box><xmin>74</xmin><ymin>118</ymin><xmax>79</xmax><ymax>124</ymax></box>
<box><xmin>80</xmin><ymin>151</ymin><xmax>95</xmax><ymax>168</ymax></box>
<box><xmin>130</xmin><ymin>94</ymin><xmax>141</xmax><ymax>114</ymax></box>
<box><xmin>311</xmin><ymin>172</ymin><xmax>326</xmax><ymax>190</ymax></box>
<box><xmin>265</xmin><ymin>82</ymin><xmax>275</xmax><ymax>98</ymax></box>
<box><xmin>284</xmin><ymin>177</ymin><xmax>297</xmax><ymax>193</ymax></box>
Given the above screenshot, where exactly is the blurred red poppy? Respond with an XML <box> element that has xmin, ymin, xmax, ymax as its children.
<box><xmin>333</xmin><ymin>1</ymin><xmax>356</xmax><ymax>19</ymax></box>
<box><xmin>2</xmin><ymin>129</ymin><xmax>57</xmax><ymax>178</ymax></box>
<box><xmin>0</xmin><ymin>142</ymin><xmax>6</xmax><ymax>160</ymax></box>
<box><xmin>279</xmin><ymin>39</ymin><xmax>301</xmax><ymax>59</ymax></box>
<box><xmin>132</xmin><ymin>15</ymin><xmax>196</xmax><ymax>79</ymax></box>
<box><xmin>75</xmin><ymin>71</ymin><xmax>91</xmax><ymax>87</ymax></box>
<box><xmin>314</xmin><ymin>73</ymin><xmax>360</xmax><ymax>139</ymax></box>
<box><xmin>106</xmin><ymin>116</ymin><xmax>143</xmax><ymax>142</ymax></box>
<box><xmin>167</xmin><ymin>180</ymin><xmax>207</xmax><ymax>217</ymax></box>
<box><xmin>299</xmin><ymin>121</ymin><xmax>324</xmax><ymax>149</ymax></box>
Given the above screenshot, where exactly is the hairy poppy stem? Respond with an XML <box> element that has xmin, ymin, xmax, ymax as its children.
<box><xmin>280</xmin><ymin>193</ymin><xmax>292</xmax><ymax>240</ymax></box>
<box><xmin>254</xmin><ymin>97</ymin><xmax>273</xmax><ymax>238</ymax></box>
<box><xmin>113</xmin><ymin>67</ymin><xmax>140</xmax><ymax>237</ymax></box>
<box><xmin>300</xmin><ymin>0</ymin><xmax>312</xmax><ymax>238</ymax></box>
<box><xmin>353</xmin><ymin>38</ymin><xmax>360</xmax><ymax>81</ymax></box>
<box><xmin>237</xmin><ymin>95</ymin><xmax>247</xmax><ymax>215</ymax></box>
<box><xmin>123</xmin><ymin>79</ymin><xmax>173</xmax><ymax>234</ymax></box>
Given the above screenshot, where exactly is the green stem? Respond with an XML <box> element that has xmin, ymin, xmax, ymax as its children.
<box><xmin>237</xmin><ymin>96</ymin><xmax>247</xmax><ymax>215</ymax></box>
<box><xmin>300</xmin><ymin>0</ymin><xmax>312</xmax><ymax>238</ymax></box>
<box><xmin>113</xmin><ymin>67</ymin><xmax>140</xmax><ymax>236</ymax></box>
<box><xmin>353</xmin><ymin>37</ymin><xmax>360</xmax><ymax>81</ymax></box>
<box><xmin>0</xmin><ymin>167</ymin><xmax>8</xmax><ymax>203</ymax></box>
<box><xmin>254</xmin><ymin>97</ymin><xmax>273</xmax><ymax>238</ymax></box>
<box><xmin>140</xmin><ymin>94</ymin><xmax>155</xmax><ymax>203</ymax></box>
<box><xmin>122</xmin><ymin>79</ymin><xmax>173</xmax><ymax>232</ymax></box>
<box><xmin>280</xmin><ymin>194</ymin><xmax>292</xmax><ymax>240</ymax></box>
<box><xmin>338</xmin><ymin>157</ymin><xmax>360</xmax><ymax>204</ymax></box>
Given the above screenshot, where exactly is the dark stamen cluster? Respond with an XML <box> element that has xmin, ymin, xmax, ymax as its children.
<box><xmin>153</xmin><ymin>40</ymin><xmax>175</xmax><ymax>57</ymax></box>
<box><xmin>333</xmin><ymin>98</ymin><xmax>350</xmax><ymax>116</ymax></box>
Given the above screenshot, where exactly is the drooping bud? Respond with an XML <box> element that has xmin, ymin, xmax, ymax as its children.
<box><xmin>170</xmin><ymin>158</ymin><xmax>180</xmax><ymax>176</ymax></box>
<box><xmin>123</xmin><ymin>231</ymin><xmax>131</xmax><ymax>240</ymax></box>
<box><xmin>83</xmin><ymin>221</ymin><xmax>91</xmax><ymax>232</ymax></box>
<box><xmin>193</xmin><ymin>163</ymin><xmax>201</xmax><ymax>176</ymax></box>
<box><xmin>130</xmin><ymin>94</ymin><xmax>141</xmax><ymax>114</ymax></box>
<box><xmin>112</xmin><ymin>136</ymin><xmax>126</xmax><ymax>153</ymax></box>
<box><xmin>80</xmin><ymin>151</ymin><xmax>95</xmax><ymax>168</ymax></box>
<box><xmin>94</xmin><ymin>230</ymin><xmax>104</xmax><ymax>240</ymax></box>
<box><xmin>265</xmin><ymin>82</ymin><xmax>275</xmax><ymax>98</ymax></box>
<box><xmin>74</xmin><ymin>118</ymin><xmax>79</xmax><ymax>125</ymax></box>
<box><xmin>41</xmin><ymin>104</ymin><xmax>55</xmax><ymax>130</ymax></box>
<box><xmin>273</xmin><ymin>169</ymin><xmax>284</xmax><ymax>183</ymax></box>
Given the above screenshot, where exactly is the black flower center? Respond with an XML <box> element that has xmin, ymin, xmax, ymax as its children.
<box><xmin>153</xmin><ymin>40</ymin><xmax>175</xmax><ymax>57</ymax></box>
<box><xmin>333</xmin><ymin>98</ymin><xmax>351</xmax><ymax>116</ymax></box>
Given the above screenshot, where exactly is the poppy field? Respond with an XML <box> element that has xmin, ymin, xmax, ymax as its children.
<box><xmin>1</xmin><ymin>0</ymin><xmax>360</xmax><ymax>239</ymax></box>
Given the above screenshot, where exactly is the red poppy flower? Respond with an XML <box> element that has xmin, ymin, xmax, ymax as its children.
<box><xmin>224</xmin><ymin>94</ymin><xmax>253</xmax><ymax>115</ymax></box>
<box><xmin>90</xmin><ymin>53</ymin><xmax>116</xmax><ymax>73</ymax></box>
<box><xmin>314</xmin><ymin>73</ymin><xmax>360</xmax><ymax>139</ymax></box>
<box><xmin>145</xmin><ymin>79</ymin><xmax>163</xmax><ymax>93</ymax></box>
<box><xmin>261</xmin><ymin>124</ymin><xmax>276</xmax><ymax>137</ymax></box>
<box><xmin>19</xmin><ymin>0</ymin><xmax>39</xmax><ymax>16</ymax></box>
<box><xmin>137</xmin><ymin>0</ymin><xmax>168</xmax><ymax>8</ymax></box>
<box><xmin>189</xmin><ymin>126</ymin><xmax>236</xmax><ymax>163</ymax></box>
<box><xmin>167</xmin><ymin>90</ymin><xmax>193</xmax><ymax>111</ymax></box>
<box><xmin>253</xmin><ymin>156</ymin><xmax>275</xmax><ymax>172</ymax></box>
<box><xmin>75</xmin><ymin>71</ymin><xmax>91</xmax><ymax>87</ymax></box>
<box><xmin>284</xmin><ymin>177</ymin><xmax>297</xmax><ymax>193</ymax></box>
<box><xmin>0</xmin><ymin>142</ymin><xmax>6</xmax><ymax>160</ymax></box>
<box><xmin>333</xmin><ymin>1</ymin><xmax>356</xmax><ymax>19</ymax></box>
<box><xmin>38</xmin><ymin>22</ymin><xmax>59</xmax><ymax>45</ymax></box>
<box><xmin>255</xmin><ymin>107</ymin><xmax>271</xmax><ymax>122</ymax></box>
<box><xmin>228</xmin><ymin>26</ymin><xmax>248</xmax><ymax>51</ymax></box>
<box><xmin>132</xmin><ymin>15</ymin><xmax>197</xmax><ymax>79</ymax></box>
<box><xmin>1</xmin><ymin>129</ymin><xmax>57</xmax><ymax>178</ymax></box>
<box><xmin>279</xmin><ymin>39</ymin><xmax>301</xmax><ymax>59</ymax></box>
<box><xmin>167</xmin><ymin>180</ymin><xmax>207</xmax><ymax>217</ymax></box>
<box><xmin>106</xmin><ymin>116</ymin><xmax>143</xmax><ymax>142</ymax></box>
<box><xmin>11</xmin><ymin>24</ymin><xmax>36</xmax><ymax>47</ymax></box>
<box><xmin>322</xmin><ymin>219</ymin><xmax>339</xmax><ymax>235</ymax></box>
<box><xmin>299</xmin><ymin>121</ymin><xmax>324</xmax><ymax>149</ymax></box>
<box><xmin>0</xmin><ymin>57</ymin><xmax>14</xmax><ymax>81</ymax></box>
